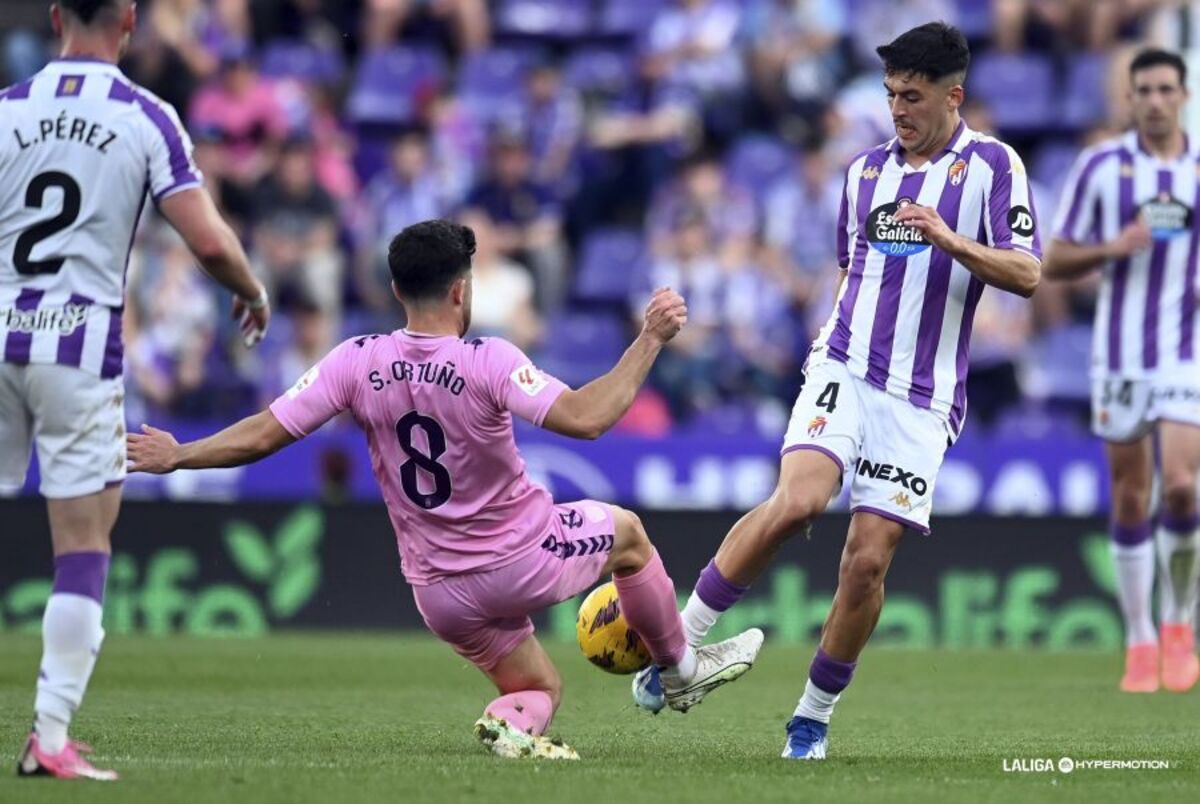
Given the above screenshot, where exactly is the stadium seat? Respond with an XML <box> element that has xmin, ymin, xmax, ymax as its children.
<box><xmin>955</xmin><ymin>0</ymin><xmax>992</xmax><ymax>39</ymax></box>
<box><xmin>536</xmin><ymin>311</ymin><xmax>627</xmax><ymax>387</ymax></box>
<box><xmin>259</xmin><ymin>39</ymin><xmax>346</xmax><ymax>85</ymax></box>
<box><xmin>574</xmin><ymin>228</ymin><xmax>646</xmax><ymax>304</ymax></box>
<box><xmin>599</xmin><ymin>0</ymin><xmax>670</xmax><ymax>37</ymax></box>
<box><xmin>347</xmin><ymin>45</ymin><xmax>446</xmax><ymax>126</ymax></box>
<box><xmin>725</xmin><ymin>135</ymin><xmax>796</xmax><ymax>201</ymax></box>
<box><xmin>563</xmin><ymin>47</ymin><xmax>635</xmax><ymax>96</ymax></box>
<box><xmin>968</xmin><ymin>51</ymin><xmax>1056</xmax><ymax>133</ymax></box>
<box><xmin>456</xmin><ymin>47</ymin><xmax>543</xmax><ymax>123</ymax></box>
<box><xmin>1061</xmin><ymin>52</ymin><xmax>1110</xmax><ymax>130</ymax></box>
<box><xmin>495</xmin><ymin>0</ymin><xmax>592</xmax><ymax>40</ymax></box>
<box><xmin>1032</xmin><ymin>140</ymin><xmax>1083</xmax><ymax>199</ymax></box>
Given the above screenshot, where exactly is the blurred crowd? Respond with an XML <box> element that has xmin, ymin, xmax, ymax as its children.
<box><xmin>2</xmin><ymin>0</ymin><xmax>1196</xmax><ymax>436</ymax></box>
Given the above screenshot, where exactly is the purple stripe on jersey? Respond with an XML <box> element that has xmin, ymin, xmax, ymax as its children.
<box><xmin>3</xmin><ymin>288</ymin><xmax>44</xmax><ymax>364</ymax></box>
<box><xmin>864</xmin><ymin>170</ymin><xmax>928</xmax><ymax>390</ymax></box>
<box><xmin>108</xmin><ymin>78</ymin><xmax>198</xmax><ymax>192</ymax></box>
<box><xmin>1142</xmin><ymin>170</ymin><xmax>1174</xmax><ymax>370</ymax></box>
<box><xmin>0</xmin><ymin>78</ymin><xmax>33</xmax><ymax>101</ymax></box>
<box><xmin>836</xmin><ymin>178</ymin><xmax>851</xmax><ymax>268</ymax></box>
<box><xmin>1181</xmin><ymin>160</ymin><xmax>1200</xmax><ymax>362</ymax></box>
<box><xmin>827</xmin><ymin>147</ymin><xmax>890</xmax><ymax>362</ymax></box>
<box><xmin>909</xmin><ymin>144</ymin><xmax>977</xmax><ymax>407</ymax></box>
<box><xmin>948</xmin><ymin>276</ymin><xmax>986</xmax><ymax>433</ymax></box>
<box><xmin>55</xmin><ymin>74</ymin><xmax>85</xmax><ymax>97</ymax></box>
<box><xmin>1059</xmin><ymin>148</ymin><xmax>1120</xmax><ymax>240</ymax></box>
<box><xmin>55</xmin><ymin>293</ymin><xmax>94</xmax><ymax>367</ymax></box>
<box><xmin>1107</xmin><ymin>150</ymin><xmax>1135</xmax><ymax>372</ymax></box>
<box><xmin>99</xmin><ymin>306</ymin><xmax>123</xmax><ymax>379</ymax></box>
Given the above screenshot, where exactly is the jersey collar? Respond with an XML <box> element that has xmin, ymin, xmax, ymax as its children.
<box><xmin>1129</xmin><ymin>129</ymin><xmax>1194</xmax><ymax>164</ymax></box>
<box><xmin>44</xmin><ymin>57</ymin><xmax>122</xmax><ymax>74</ymax></box>
<box><xmin>889</xmin><ymin>119</ymin><xmax>972</xmax><ymax>169</ymax></box>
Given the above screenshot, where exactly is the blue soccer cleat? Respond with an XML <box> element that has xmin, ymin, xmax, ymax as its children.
<box><xmin>632</xmin><ymin>664</ymin><xmax>666</xmax><ymax>714</ymax></box>
<box><xmin>781</xmin><ymin>716</ymin><xmax>827</xmax><ymax>760</ymax></box>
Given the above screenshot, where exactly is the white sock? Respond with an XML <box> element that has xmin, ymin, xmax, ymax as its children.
<box><xmin>681</xmin><ymin>592</ymin><xmax>721</xmax><ymax>647</ymax></box>
<box><xmin>1112</xmin><ymin>541</ymin><xmax>1158</xmax><ymax>646</ymax></box>
<box><xmin>35</xmin><ymin>593</ymin><xmax>105</xmax><ymax>753</ymax></box>
<box><xmin>793</xmin><ymin>679</ymin><xmax>839</xmax><ymax>724</ymax></box>
<box><xmin>1157</xmin><ymin>526</ymin><xmax>1200</xmax><ymax>625</ymax></box>
<box><xmin>660</xmin><ymin>645</ymin><xmax>698</xmax><ymax>687</ymax></box>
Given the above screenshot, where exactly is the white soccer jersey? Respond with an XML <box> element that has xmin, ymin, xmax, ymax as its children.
<box><xmin>811</xmin><ymin>121</ymin><xmax>1042</xmax><ymax>434</ymax></box>
<box><xmin>1052</xmin><ymin>131</ymin><xmax>1200</xmax><ymax>380</ymax></box>
<box><xmin>0</xmin><ymin>57</ymin><xmax>201</xmax><ymax>378</ymax></box>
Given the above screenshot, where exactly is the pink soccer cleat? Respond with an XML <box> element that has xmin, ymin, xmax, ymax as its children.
<box><xmin>17</xmin><ymin>734</ymin><xmax>118</xmax><ymax>781</ymax></box>
<box><xmin>1161</xmin><ymin>624</ymin><xmax>1200</xmax><ymax>693</ymax></box>
<box><xmin>1119</xmin><ymin>642</ymin><xmax>1159</xmax><ymax>693</ymax></box>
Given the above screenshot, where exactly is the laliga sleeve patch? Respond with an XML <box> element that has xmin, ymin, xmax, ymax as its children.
<box><xmin>1007</xmin><ymin>206</ymin><xmax>1036</xmax><ymax>237</ymax></box>
<box><xmin>511</xmin><ymin>364</ymin><xmax>549</xmax><ymax>397</ymax></box>
<box><xmin>286</xmin><ymin>365</ymin><xmax>320</xmax><ymax>399</ymax></box>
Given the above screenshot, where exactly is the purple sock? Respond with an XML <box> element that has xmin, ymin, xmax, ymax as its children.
<box><xmin>1159</xmin><ymin>513</ymin><xmax>1199</xmax><ymax>536</ymax></box>
<box><xmin>1111</xmin><ymin>521</ymin><xmax>1152</xmax><ymax>547</ymax></box>
<box><xmin>694</xmin><ymin>560</ymin><xmax>748</xmax><ymax>612</ymax></box>
<box><xmin>52</xmin><ymin>552</ymin><xmax>110</xmax><ymax>604</ymax></box>
<box><xmin>809</xmin><ymin>647</ymin><xmax>856</xmax><ymax>695</ymax></box>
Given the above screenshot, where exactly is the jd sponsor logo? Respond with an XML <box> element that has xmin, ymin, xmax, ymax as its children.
<box><xmin>1007</xmin><ymin>206</ymin><xmax>1036</xmax><ymax>237</ymax></box>
<box><xmin>867</xmin><ymin>198</ymin><xmax>931</xmax><ymax>257</ymax></box>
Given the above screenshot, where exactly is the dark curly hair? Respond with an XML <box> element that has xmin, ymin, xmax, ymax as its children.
<box><xmin>387</xmin><ymin>220</ymin><xmax>477</xmax><ymax>303</ymax></box>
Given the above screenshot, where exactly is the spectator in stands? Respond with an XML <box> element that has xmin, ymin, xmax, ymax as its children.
<box><xmin>642</xmin><ymin>0</ymin><xmax>747</xmax><ymax>142</ymax></box>
<box><xmin>250</xmin><ymin>134</ymin><xmax>343</xmax><ymax>316</ymax></box>
<box><xmin>126</xmin><ymin>226</ymin><xmax>219</xmax><ymax>418</ymax></box>
<box><xmin>723</xmin><ymin>257</ymin><xmax>804</xmax><ymax>415</ymax></box>
<box><xmin>149</xmin><ymin>0</ymin><xmax>252</xmax><ymax>81</ymax></box>
<box><xmin>458</xmin><ymin>209</ymin><xmax>543</xmax><ymax>351</ymax></box>
<box><xmin>258</xmin><ymin>285</ymin><xmax>337</xmax><ymax>406</ymax></box>
<box><xmin>355</xmin><ymin>130</ymin><xmax>452</xmax><ymax>312</ymax></box>
<box><xmin>191</xmin><ymin>124</ymin><xmax>255</xmax><ymax>237</ymax></box>
<box><xmin>361</xmin><ymin>0</ymin><xmax>489</xmax><ymax>55</ymax></box>
<box><xmin>189</xmin><ymin>41</ymin><xmax>288</xmax><ymax>186</ymax></box>
<box><xmin>742</xmin><ymin>0</ymin><xmax>848</xmax><ymax>136</ymax></box>
<box><xmin>519</xmin><ymin>60</ymin><xmax>584</xmax><ymax>192</ymax></box>
<box><xmin>463</xmin><ymin>130</ymin><xmax>567</xmax><ymax>311</ymax></box>
<box><xmin>647</xmin><ymin>152</ymin><xmax>757</xmax><ymax>265</ymax></box>
<box><xmin>639</xmin><ymin>209</ymin><xmax>725</xmax><ymax>418</ymax></box>
<box><xmin>422</xmin><ymin>84</ymin><xmax>487</xmax><ymax>206</ymax></box>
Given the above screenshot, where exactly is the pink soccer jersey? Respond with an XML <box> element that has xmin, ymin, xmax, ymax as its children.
<box><xmin>269</xmin><ymin>331</ymin><xmax>569</xmax><ymax>585</ymax></box>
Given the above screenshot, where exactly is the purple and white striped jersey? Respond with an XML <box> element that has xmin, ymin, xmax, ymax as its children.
<box><xmin>0</xmin><ymin>58</ymin><xmax>201</xmax><ymax>378</ymax></box>
<box><xmin>1051</xmin><ymin>131</ymin><xmax>1200</xmax><ymax>379</ymax></box>
<box><xmin>811</xmin><ymin>121</ymin><xmax>1042</xmax><ymax>434</ymax></box>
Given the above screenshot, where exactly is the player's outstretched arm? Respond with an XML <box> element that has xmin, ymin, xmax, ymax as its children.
<box><xmin>158</xmin><ymin>188</ymin><xmax>272</xmax><ymax>346</ymax></box>
<box><xmin>127</xmin><ymin>410</ymin><xmax>296</xmax><ymax>474</ymax></box>
<box><xmin>542</xmin><ymin>288</ymin><xmax>687</xmax><ymax>440</ymax></box>
<box><xmin>1043</xmin><ymin>221</ymin><xmax>1153</xmax><ymax>281</ymax></box>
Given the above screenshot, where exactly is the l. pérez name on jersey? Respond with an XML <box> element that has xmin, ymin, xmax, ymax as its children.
<box><xmin>12</xmin><ymin>111</ymin><xmax>118</xmax><ymax>154</ymax></box>
<box><xmin>867</xmin><ymin>198</ymin><xmax>931</xmax><ymax>257</ymax></box>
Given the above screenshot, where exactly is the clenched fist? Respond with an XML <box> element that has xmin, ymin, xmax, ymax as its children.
<box><xmin>641</xmin><ymin>287</ymin><xmax>689</xmax><ymax>345</ymax></box>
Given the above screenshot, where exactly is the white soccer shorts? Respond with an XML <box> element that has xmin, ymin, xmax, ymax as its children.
<box><xmin>1091</xmin><ymin>374</ymin><xmax>1200</xmax><ymax>443</ymax></box>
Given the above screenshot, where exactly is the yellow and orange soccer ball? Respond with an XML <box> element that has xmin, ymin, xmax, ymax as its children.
<box><xmin>576</xmin><ymin>582</ymin><xmax>651</xmax><ymax>674</ymax></box>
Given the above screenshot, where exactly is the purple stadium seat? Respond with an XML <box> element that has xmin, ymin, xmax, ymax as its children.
<box><xmin>456</xmin><ymin>47</ymin><xmax>542</xmax><ymax>123</ymax></box>
<box><xmin>259</xmin><ymin>39</ymin><xmax>345</xmax><ymax>85</ymax></box>
<box><xmin>955</xmin><ymin>0</ymin><xmax>992</xmax><ymax>39</ymax></box>
<box><xmin>347</xmin><ymin>46</ymin><xmax>446</xmax><ymax>126</ymax></box>
<box><xmin>536</xmin><ymin>312</ymin><xmax>627</xmax><ymax>386</ymax></box>
<box><xmin>563</xmin><ymin>47</ymin><xmax>635</xmax><ymax>95</ymax></box>
<box><xmin>600</xmin><ymin>0</ymin><xmax>670</xmax><ymax>37</ymax></box>
<box><xmin>575</xmin><ymin>228</ymin><xmax>646</xmax><ymax>304</ymax></box>
<box><xmin>496</xmin><ymin>0</ymin><xmax>592</xmax><ymax>39</ymax></box>
<box><xmin>969</xmin><ymin>51</ymin><xmax>1055</xmax><ymax>133</ymax></box>
<box><xmin>1061</xmin><ymin>52</ymin><xmax>1110</xmax><ymax>130</ymax></box>
<box><xmin>1032</xmin><ymin>140</ymin><xmax>1083</xmax><ymax>197</ymax></box>
<box><xmin>725</xmin><ymin>136</ymin><xmax>796</xmax><ymax>200</ymax></box>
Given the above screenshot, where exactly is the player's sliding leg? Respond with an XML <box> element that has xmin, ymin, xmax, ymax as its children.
<box><xmin>605</xmin><ymin>507</ymin><xmax>763</xmax><ymax>714</ymax></box>
<box><xmin>1104</xmin><ymin>437</ymin><xmax>1160</xmax><ymax>693</ymax></box>
<box><xmin>18</xmin><ymin>487</ymin><xmax>121</xmax><ymax>781</ymax></box>
<box><xmin>475</xmin><ymin>635</ymin><xmax>579</xmax><ymax>760</ymax></box>
<box><xmin>783</xmin><ymin>512</ymin><xmax>903</xmax><ymax>760</ymax></box>
<box><xmin>679</xmin><ymin>449</ymin><xmax>842</xmax><ymax>647</ymax></box>
<box><xmin>1155</xmin><ymin>421</ymin><xmax>1200</xmax><ymax>693</ymax></box>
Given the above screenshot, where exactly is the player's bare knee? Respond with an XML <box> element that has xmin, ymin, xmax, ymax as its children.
<box><xmin>838</xmin><ymin>549</ymin><xmax>889</xmax><ymax>602</ymax></box>
<box><xmin>610</xmin><ymin>507</ymin><xmax>652</xmax><ymax>574</ymax></box>
<box><xmin>764</xmin><ymin>489</ymin><xmax>825</xmax><ymax>543</ymax></box>
<box><xmin>1111</xmin><ymin>484</ymin><xmax>1151</xmax><ymax>524</ymax></box>
<box><xmin>1161</xmin><ymin>474</ymin><xmax>1197</xmax><ymax>520</ymax></box>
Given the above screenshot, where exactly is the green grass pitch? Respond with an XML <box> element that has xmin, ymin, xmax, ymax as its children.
<box><xmin>1</xmin><ymin>633</ymin><xmax>1196</xmax><ymax>803</ymax></box>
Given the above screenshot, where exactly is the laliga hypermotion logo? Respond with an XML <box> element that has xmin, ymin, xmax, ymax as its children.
<box><xmin>808</xmin><ymin>416</ymin><xmax>827</xmax><ymax>437</ymax></box>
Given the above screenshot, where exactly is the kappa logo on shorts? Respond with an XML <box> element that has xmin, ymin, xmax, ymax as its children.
<box><xmin>807</xmin><ymin>416</ymin><xmax>827</xmax><ymax>437</ymax></box>
<box><xmin>857</xmin><ymin>459</ymin><xmax>929</xmax><ymax>496</ymax></box>
<box><xmin>540</xmin><ymin>533</ymin><xmax>614</xmax><ymax>560</ymax></box>
<box><xmin>890</xmin><ymin>491</ymin><xmax>915</xmax><ymax>511</ymax></box>
<box><xmin>559</xmin><ymin>509</ymin><xmax>585</xmax><ymax>530</ymax></box>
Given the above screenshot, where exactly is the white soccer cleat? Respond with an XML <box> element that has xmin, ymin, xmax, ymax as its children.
<box><xmin>472</xmin><ymin>715</ymin><xmax>580</xmax><ymax>760</ymax></box>
<box><xmin>663</xmin><ymin>628</ymin><xmax>765</xmax><ymax>713</ymax></box>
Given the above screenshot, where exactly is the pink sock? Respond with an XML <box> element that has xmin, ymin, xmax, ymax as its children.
<box><xmin>613</xmin><ymin>549</ymin><xmax>687</xmax><ymax>667</ymax></box>
<box><xmin>485</xmin><ymin>690</ymin><xmax>554</xmax><ymax>735</ymax></box>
